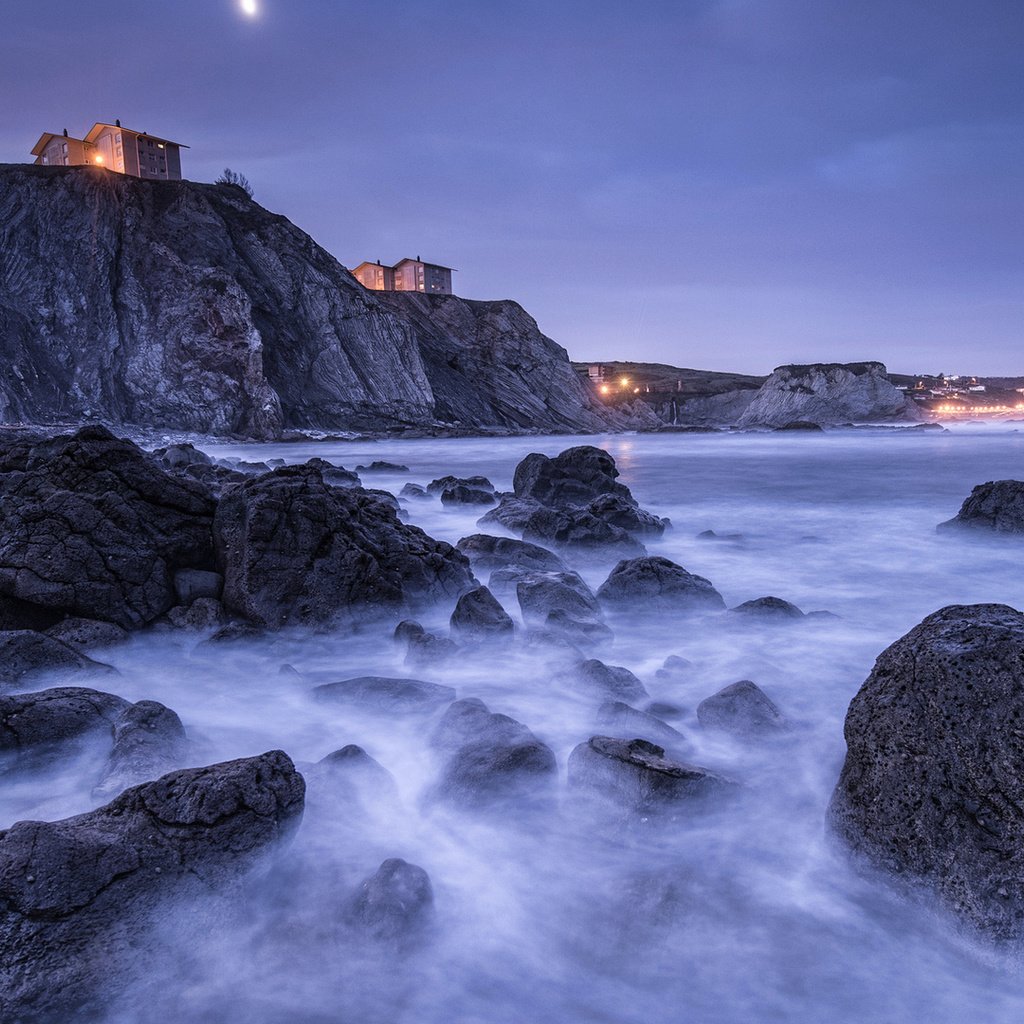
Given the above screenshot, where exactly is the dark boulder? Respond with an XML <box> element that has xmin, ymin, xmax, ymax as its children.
<box><xmin>305</xmin><ymin>457</ymin><xmax>361</xmax><ymax>488</ymax></box>
<box><xmin>516</xmin><ymin>571</ymin><xmax>611</xmax><ymax>647</ymax></box>
<box><xmin>586</xmin><ymin>493</ymin><xmax>670</xmax><ymax>537</ymax></box>
<box><xmin>521</xmin><ymin>504</ymin><xmax>647</xmax><ymax>556</ymax></box>
<box><xmin>94</xmin><ymin>700</ymin><xmax>188</xmax><ymax>800</ymax></box>
<box><xmin>938</xmin><ymin>480</ymin><xmax>1024</xmax><ymax>535</ymax></box>
<box><xmin>427</xmin><ymin>474</ymin><xmax>494</xmax><ymax>496</ymax></box>
<box><xmin>44</xmin><ymin>618</ymin><xmax>130</xmax><ymax>650</ymax></box>
<box><xmin>829</xmin><ymin>604</ymin><xmax>1024</xmax><ymax>940</ymax></box>
<box><xmin>393</xmin><ymin>619</ymin><xmax>425</xmax><ymax>645</ymax></box>
<box><xmin>399</xmin><ymin>482</ymin><xmax>429</xmax><ymax>500</ymax></box>
<box><xmin>568</xmin><ymin>736</ymin><xmax>732</xmax><ymax>816</ymax></box>
<box><xmin>0</xmin><ymin>751</ymin><xmax>304</xmax><ymax>1020</ymax></box>
<box><xmin>428</xmin><ymin>698</ymin><xmax>557</xmax><ymax>810</ymax></box>
<box><xmin>0</xmin><ymin>686</ymin><xmax>128</xmax><ymax>754</ymax></box>
<box><xmin>449</xmin><ymin>586</ymin><xmax>515</xmax><ymax>642</ymax></box>
<box><xmin>150</xmin><ymin>442</ymin><xmax>214</xmax><ymax>471</ymax></box>
<box><xmin>312</xmin><ymin>676</ymin><xmax>456</xmax><ymax>714</ymax></box>
<box><xmin>0</xmin><ymin>427</ymin><xmax>216</xmax><ymax>629</ymax></box>
<box><xmin>305</xmin><ymin>745</ymin><xmax>400</xmax><ymax>814</ymax></box>
<box><xmin>730</xmin><ymin>596</ymin><xmax>804</xmax><ymax>620</ymax></box>
<box><xmin>0</xmin><ymin>631</ymin><xmax>112</xmax><ymax>688</ymax></box>
<box><xmin>441</xmin><ymin>485</ymin><xmax>496</xmax><ymax>506</ymax></box>
<box><xmin>655</xmin><ymin>655</ymin><xmax>693</xmax><ymax>681</ymax></box>
<box><xmin>477</xmin><ymin>495</ymin><xmax>545</xmax><ymax>533</ymax></box>
<box><xmin>697</xmin><ymin>680</ymin><xmax>785</xmax><ymax>736</ymax></box>
<box><xmin>596</xmin><ymin>701</ymin><xmax>688</xmax><ymax>753</ymax></box>
<box><xmin>404</xmin><ymin>631</ymin><xmax>461</xmax><ymax>669</ymax></box>
<box><xmin>166</xmin><ymin>597</ymin><xmax>226</xmax><ymax>631</ymax></box>
<box><xmin>596</xmin><ymin>557</ymin><xmax>725</xmax><ymax>612</ymax></box>
<box><xmin>512</xmin><ymin>446</ymin><xmax>631</xmax><ymax>507</ymax></box>
<box><xmin>573</xmin><ymin>660</ymin><xmax>649</xmax><ymax>703</ymax></box>
<box><xmin>345</xmin><ymin>858</ymin><xmax>434</xmax><ymax>945</ymax></box>
<box><xmin>213</xmin><ymin>465</ymin><xmax>474</xmax><ymax>627</ymax></box>
<box><xmin>356</xmin><ymin>461</ymin><xmax>410</xmax><ymax>473</ymax></box>
<box><xmin>455</xmin><ymin>534</ymin><xmax>566</xmax><ymax>574</ymax></box>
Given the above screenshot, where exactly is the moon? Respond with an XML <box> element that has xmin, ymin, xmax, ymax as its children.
<box><xmin>239</xmin><ymin>0</ymin><xmax>258</xmax><ymax>16</ymax></box>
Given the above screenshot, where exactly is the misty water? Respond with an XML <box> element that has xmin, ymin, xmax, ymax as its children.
<box><xmin>7</xmin><ymin>425</ymin><xmax>1024</xmax><ymax>1023</ymax></box>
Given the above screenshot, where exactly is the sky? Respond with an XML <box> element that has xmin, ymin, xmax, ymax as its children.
<box><xmin>3</xmin><ymin>0</ymin><xmax>1022</xmax><ymax>375</ymax></box>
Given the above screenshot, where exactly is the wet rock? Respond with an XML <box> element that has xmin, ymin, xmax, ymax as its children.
<box><xmin>573</xmin><ymin>660</ymin><xmax>649</xmax><ymax>703</ymax></box>
<box><xmin>829</xmin><ymin>603</ymin><xmax>1024</xmax><ymax>940</ymax></box>
<box><xmin>586</xmin><ymin>493</ymin><xmax>670</xmax><ymax>537</ymax></box>
<box><xmin>357</xmin><ymin>461</ymin><xmax>410</xmax><ymax>473</ymax></box>
<box><xmin>303</xmin><ymin>458</ymin><xmax>360</xmax><ymax>488</ymax></box>
<box><xmin>313</xmin><ymin>676</ymin><xmax>456</xmax><ymax>714</ymax></box>
<box><xmin>0</xmin><ymin>594</ymin><xmax>62</xmax><ymax>633</ymax></box>
<box><xmin>441</xmin><ymin>485</ymin><xmax>496</xmax><ymax>506</ymax></box>
<box><xmin>150</xmin><ymin>443</ymin><xmax>213</xmax><ymax>471</ymax></box>
<box><xmin>696</xmin><ymin>529</ymin><xmax>744</xmax><ymax>542</ymax></box>
<box><xmin>166</xmin><ymin>597</ymin><xmax>226</xmax><ymax>631</ymax></box>
<box><xmin>516</xmin><ymin>571</ymin><xmax>611</xmax><ymax>647</ymax></box>
<box><xmin>428</xmin><ymin>698</ymin><xmax>557</xmax><ymax>810</ymax></box>
<box><xmin>697</xmin><ymin>680</ymin><xmax>785</xmax><ymax>736</ymax></box>
<box><xmin>213</xmin><ymin>464</ymin><xmax>474</xmax><ymax>628</ymax></box>
<box><xmin>655</xmin><ymin>655</ymin><xmax>693</xmax><ymax>682</ymax></box>
<box><xmin>0</xmin><ymin>751</ymin><xmax>304</xmax><ymax>1020</ymax></box>
<box><xmin>0</xmin><ymin>631</ymin><xmax>112</xmax><ymax>688</ymax></box>
<box><xmin>597</xmin><ymin>557</ymin><xmax>725</xmax><ymax>612</ymax></box>
<box><xmin>456</xmin><ymin>534</ymin><xmax>566</xmax><ymax>574</ymax></box>
<box><xmin>427</xmin><ymin>475</ymin><xmax>494</xmax><ymax>496</ymax></box>
<box><xmin>568</xmin><ymin>736</ymin><xmax>732</xmax><ymax>816</ymax></box>
<box><xmin>521</xmin><ymin>504</ymin><xmax>647</xmax><ymax>556</ymax></box>
<box><xmin>173</xmin><ymin>569</ymin><xmax>223</xmax><ymax>605</ymax></box>
<box><xmin>393</xmin><ymin>619</ymin><xmax>425</xmax><ymax>645</ymax></box>
<box><xmin>45</xmin><ymin>618</ymin><xmax>130</xmax><ymax>651</ymax></box>
<box><xmin>404</xmin><ymin>632</ymin><xmax>461</xmax><ymax>669</ymax></box>
<box><xmin>775</xmin><ymin>420</ymin><xmax>825</xmax><ymax>431</ymax></box>
<box><xmin>513</xmin><ymin>446</ymin><xmax>632</xmax><ymax>507</ymax></box>
<box><xmin>346</xmin><ymin>858</ymin><xmax>434</xmax><ymax>944</ymax></box>
<box><xmin>305</xmin><ymin>745</ymin><xmax>400</xmax><ymax>814</ymax></box>
<box><xmin>597</xmin><ymin>701</ymin><xmax>688</xmax><ymax>752</ymax></box>
<box><xmin>477</xmin><ymin>495</ymin><xmax>545</xmax><ymax>533</ymax></box>
<box><xmin>0</xmin><ymin>427</ymin><xmax>216</xmax><ymax>629</ymax></box>
<box><xmin>94</xmin><ymin>700</ymin><xmax>188</xmax><ymax>800</ymax></box>
<box><xmin>450</xmin><ymin>586</ymin><xmax>515</xmax><ymax>642</ymax></box>
<box><xmin>0</xmin><ymin>686</ymin><xmax>128</xmax><ymax>754</ymax></box>
<box><xmin>645</xmin><ymin>700</ymin><xmax>687</xmax><ymax>720</ymax></box>
<box><xmin>730</xmin><ymin>596</ymin><xmax>804</xmax><ymax>620</ymax></box>
<box><xmin>938</xmin><ymin>480</ymin><xmax>1024</xmax><ymax>535</ymax></box>
<box><xmin>399</xmin><ymin>482</ymin><xmax>429</xmax><ymax>500</ymax></box>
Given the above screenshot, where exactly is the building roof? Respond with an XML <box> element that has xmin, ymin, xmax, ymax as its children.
<box><xmin>393</xmin><ymin>257</ymin><xmax>456</xmax><ymax>271</ymax></box>
<box><xmin>351</xmin><ymin>262</ymin><xmax>387</xmax><ymax>273</ymax></box>
<box><xmin>30</xmin><ymin>132</ymin><xmax>87</xmax><ymax>157</ymax></box>
<box><xmin>84</xmin><ymin>123</ymin><xmax>190</xmax><ymax>148</ymax></box>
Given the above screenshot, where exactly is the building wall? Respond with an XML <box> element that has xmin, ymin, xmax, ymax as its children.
<box><xmin>132</xmin><ymin>134</ymin><xmax>179</xmax><ymax>180</ymax></box>
<box><xmin>353</xmin><ymin>264</ymin><xmax>395</xmax><ymax>290</ymax></box>
<box><xmin>37</xmin><ymin>137</ymin><xmax>91</xmax><ymax>167</ymax></box>
<box><xmin>393</xmin><ymin>261</ymin><xmax>453</xmax><ymax>294</ymax></box>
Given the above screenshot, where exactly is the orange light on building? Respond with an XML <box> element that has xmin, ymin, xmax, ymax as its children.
<box><xmin>619</xmin><ymin>377</ymin><xmax>629</xmax><ymax>387</ymax></box>
<box><xmin>599</xmin><ymin>385</ymin><xmax>610</xmax><ymax>395</ymax></box>
<box><xmin>94</xmin><ymin>155</ymin><xmax>104</xmax><ymax>164</ymax></box>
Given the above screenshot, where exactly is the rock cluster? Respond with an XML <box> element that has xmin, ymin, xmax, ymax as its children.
<box><xmin>938</xmin><ymin>480</ymin><xmax>1024</xmax><ymax>535</ymax></box>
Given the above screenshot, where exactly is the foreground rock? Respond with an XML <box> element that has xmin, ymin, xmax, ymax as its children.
<box><xmin>94</xmin><ymin>700</ymin><xmax>189</xmax><ymax>800</ymax></box>
<box><xmin>515</xmin><ymin>571</ymin><xmax>612</xmax><ymax>647</ymax></box>
<box><xmin>456</xmin><ymin>534</ymin><xmax>566</xmax><ymax>575</ymax></box>
<box><xmin>596</xmin><ymin>702</ymin><xmax>688</xmax><ymax>753</ymax></box>
<box><xmin>214</xmin><ymin>464</ymin><xmax>474</xmax><ymax>627</ymax></box>
<box><xmin>568</xmin><ymin>736</ymin><xmax>732</xmax><ymax>817</ymax></box>
<box><xmin>938</xmin><ymin>480</ymin><xmax>1024</xmax><ymax>535</ymax></box>
<box><xmin>513</xmin><ymin>447</ymin><xmax>632</xmax><ymax>507</ymax></box>
<box><xmin>449</xmin><ymin>586</ymin><xmax>515</xmax><ymax>642</ymax></box>
<box><xmin>428</xmin><ymin>698</ymin><xmax>557</xmax><ymax>810</ymax></box>
<box><xmin>0</xmin><ymin>687</ymin><xmax>128</xmax><ymax>755</ymax></box>
<box><xmin>829</xmin><ymin>604</ymin><xmax>1024</xmax><ymax>940</ymax></box>
<box><xmin>0</xmin><ymin>428</ymin><xmax>216</xmax><ymax>629</ymax></box>
<box><xmin>0</xmin><ymin>751</ymin><xmax>305</xmax><ymax>1020</ymax></box>
<box><xmin>0</xmin><ymin>631</ymin><xmax>111</xmax><ymax>688</ymax></box>
<box><xmin>345</xmin><ymin>858</ymin><xmax>434</xmax><ymax>946</ymax></box>
<box><xmin>730</xmin><ymin>596</ymin><xmax>804</xmax><ymax>620</ymax></box>
<box><xmin>597</xmin><ymin>557</ymin><xmax>725</xmax><ymax>613</ymax></box>
<box><xmin>573</xmin><ymin>660</ymin><xmax>649</xmax><ymax>703</ymax></box>
<box><xmin>697</xmin><ymin>681</ymin><xmax>786</xmax><ymax>736</ymax></box>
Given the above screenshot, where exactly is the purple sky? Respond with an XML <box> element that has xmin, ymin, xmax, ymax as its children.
<box><xmin>4</xmin><ymin>0</ymin><xmax>1022</xmax><ymax>375</ymax></box>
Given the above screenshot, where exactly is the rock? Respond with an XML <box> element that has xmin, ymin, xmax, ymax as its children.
<box><xmin>345</xmin><ymin>858</ymin><xmax>434</xmax><ymax>944</ymax></box>
<box><xmin>596</xmin><ymin>557</ymin><xmax>726</xmax><ymax>612</ymax></box>
<box><xmin>774</xmin><ymin>420</ymin><xmax>825</xmax><ymax>432</ymax></box>
<box><xmin>427</xmin><ymin>475</ymin><xmax>494</xmax><ymax>496</ymax></box>
<box><xmin>150</xmin><ymin>443</ymin><xmax>213</xmax><ymax>471</ymax></box>
<box><xmin>213</xmin><ymin>464</ymin><xmax>474</xmax><ymax>627</ymax></box>
<box><xmin>596</xmin><ymin>701</ymin><xmax>687</xmax><ymax>752</ymax></box>
<box><xmin>399</xmin><ymin>483</ymin><xmax>429</xmax><ymax>500</ymax></box>
<box><xmin>0</xmin><ymin>751</ymin><xmax>304</xmax><ymax>1020</ymax></box>
<box><xmin>44</xmin><ymin>618</ymin><xmax>129</xmax><ymax>650</ymax></box>
<box><xmin>94</xmin><ymin>700</ymin><xmax>188</xmax><ymax>800</ymax></box>
<box><xmin>938</xmin><ymin>480</ymin><xmax>1024</xmax><ymax>535</ymax></box>
<box><xmin>516</xmin><ymin>571</ymin><xmax>601</xmax><ymax>625</ymax></box>
<box><xmin>404</xmin><ymin>632</ymin><xmax>461</xmax><ymax>669</ymax></box>
<box><xmin>304</xmin><ymin>457</ymin><xmax>360</xmax><ymax>488</ymax></box>
<box><xmin>393</xmin><ymin>619</ymin><xmax>425</xmax><ymax>645</ymax></box>
<box><xmin>477</xmin><ymin>496</ymin><xmax>546</xmax><ymax>533</ymax></box>
<box><xmin>312</xmin><ymin>676</ymin><xmax>456</xmax><ymax>714</ymax></box>
<box><xmin>645</xmin><ymin>701</ymin><xmax>687</xmax><ymax>720</ymax></box>
<box><xmin>696</xmin><ymin>529</ymin><xmax>743</xmax><ymax>542</ymax></box>
<box><xmin>828</xmin><ymin>604</ymin><xmax>1024</xmax><ymax>940</ymax></box>
<box><xmin>0</xmin><ymin>631</ymin><xmax>112</xmax><ymax>688</ymax></box>
<box><xmin>428</xmin><ymin>698</ymin><xmax>557</xmax><ymax>810</ymax></box>
<box><xmin>521</xmin><ymin>504</ymin><xmax>647</xmax><ymax>556</ymax></box>
<box><xmin>655</xmin><ymin>655</ymin><xmax>693</xmax><ymax>681</ymax></box>
<box><xmin>696</xmin><ymin>680</ymin><xmax>785</xmax><ymax>735</ymax></box>
<box><xmin>441</xmin><ymin>485</ymin><xmax>497</xmax><ymax>506</ymax></box>
<box><xmin>0</xmin><ymin>686</ymin><xmax>128</xmax><ymax>754</ymax></box>
<box><xmin>304</xmin><ymin>745</ymin><xmax>400</xmax><ymax>817</ymax></box>
<box><xmin>574</xmin><ymin>660</ymin><xmax>649</xmax><ymax>703</ymax></box>
<box><xmin>737</xmin><ymin>362</ymin><xmax>921</xmax><ymax>428</ymax></box>
<box><xmin>167</xmin><ymin>597</ymin><xmax>226</xmax><ymax>631</ymax></box>
<box><xmin>449</xmin><ymin>586</ymin><xmax>515</xmax><ymax>642</ymax></box>
<box><xmin>568</xmin><ymin>736</ymin><xmax>732</xmax><ymax>816</ymax></box>
<box><xmin>356</xmin><ymin>461</ymin><xmax>410</xmax><ymax>473</ymax></box>
<box><xmin>173</xmin><ymin>569</ymin><xmax>223</xmax><ymax>605</ymax></box>
<box><xmin>0</xmin><ymin>428</ymin><xmax>216</xmax><ymax>629</ymax></box>
<box><xmin>730</xmin><ymin>596</ymin><xmax>804</xmax><ymax>620</ymax></box>
<box><xmin>512</xmin><ymin>446</ymin><xmax>632</xmax><ymax>507</ymax></box>
<box><xmin>0</xmin><ymin>594</ymin><xmax>62</xmax><ymax>633</ymax></box>
<box><xmin>585</xmin><ymin>493</ymin><xmax>670</xmax><ymax>537</ymax></box>
<box><xmin>455</xmin><ymin>534</ymin><xmax>566</xmax><ymax>574</ymax></box>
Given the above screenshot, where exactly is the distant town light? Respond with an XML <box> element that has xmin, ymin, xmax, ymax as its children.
<box><xmin>599</xmin><ymin>385</ymin><xmax>610</xmax><ymax>395</ymax></box>
<box><xmin>620</xmin><ymin>377</ymin><xmax>629</xmax><ymax>387</ymax></box>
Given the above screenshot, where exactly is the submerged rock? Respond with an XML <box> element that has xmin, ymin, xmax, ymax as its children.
<box><xmin>596</xmin><ymin>702</ymin><xmax>688</xmax><ymax>753</ymax></box>
<box><xmin>477</xmin><ymin>496</ymin><xmax>545</xmax><ymax>533</ymax></box>
<box><xmin>829</xmin><ymin>604</ymin><xmax>1024</xmax><ymax>941</ymax></box>
<box><xmin>305</xmin><ymin>745</ymin><xmax>400</xmax><ymax>816</ymax></box>
<box><xmin>456</xmin><ymin>534</ymin><xmax>566</xmax><ymax>574</ymax></box>
<box><xmin>597</xmin><ymin>557</ymin><xmax>725</xmax><ymax>612</ymax></box>
<box><xmin>399</xmin><ymin>482</ymin><xmax>429</xmax><ymax>500</ymax></box>
<box><xmin>449</xmin><ymin>586</ymin><xmax>515</xmax><ymax>642</ymax></box>
<box><xmin>938</xmin><ymin>480</ymin><xmax>1024</xmax><ymax>535</ymax></box>
<box><xmin>516</xmin><ymin>572</ymin><xmax>611</xmax><ymax>647</ymax></box>
<box><xmin>346</xmin><ymin>858</ymin><xmax>434</xmax><ymax>944</ymax></box>
<box><xmin>312</xmin><ymin>676</ymin><xmax>456</xmax><ymax>714</ymax></box>
<box><xmin>0</xmin><ymin>751</ymin><xmax>304</xmax><ymax>1020</ymax></box>
<box><xmin>94</xmin><ymin>700</ymin><xmax>188</xmax><ymax>800</ymax></box>
<box><xmin>730</xmin><ymin>596</ymin><xmax>805</xmax><ymax>620</ymax></box>
<box><xmin>697</xmin><ymin>681</ymin><xmax>786</xmax><ymax>736</ymax></box>
<box><xmin>573</xmin><ymin>660</ymin><xmax>649</xmax><ymax>703</ymax></box>
<box><xmin>357</xmin><ymin>461</ymin><xmax>410</xmax><ymax>473</ymax></box>
<box><xmin>521</xmin><ymin>504</ymin><xmax>647</xmax><ymax>556</ymax></box>
<box><xmin>0</xmin><ymin>631</ymin><xmax>111</xmax><ymax>688</ymax></box>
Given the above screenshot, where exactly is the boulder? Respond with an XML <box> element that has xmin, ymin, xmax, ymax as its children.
<box><xmin>94</xmin><ymin>700</ymin><xmax>188</xmax><ymax>800</ymax></box>
<box><xmin>404</xmin><ymin>632</ymin><xmax>461</xmax><ymax>669</ymax></box>
<box><xmin>829</xmin><ymin>604</ymin><xmax>1024</xmax><ymax>940</ymax></box>
<box><xmin>428</xmin><ymin>698</ymin><xmax>557</xmax><ymax>810</ymax></box>
<box><xmin>312</xmin><ymin>676</ymin><xmax>456</xmax><ymax>714</ymax></box>
<box><xmin>568</xmin><ymin>736</ymin><xmax>732</xmax><ymax>816</ymax></box>
<box><xmin>44</xmin><ymin>618</ymin><xmax>130</xmax><ymax>650</ymax></box>
<box><xmin>477</xmin><ymin>496</ymin><xmax>545</xmax><ymax>533</ymax></box>
<box><xmin>573</xmin><ymin>660</ymin><xmax>649</xmax><ymax>703</ymax></box>
<box><xmin>655</xmin><ymin>655</ymin><xmax>693</xmax><ymax>681</ymax></box>
<box><xmin>521</xmin><ymin>504</ymin><xmax>647</xmax><ymax>556</ymax></box>
<box><xmin>213</xmin><ymin>465</ymin><xmax>474</xmax><ymax>628</ymax></box>
<box><xmin>166</xmin><ymin>597</ymin><xmax>226</xmax><ymax>631</ymax></box>
<box><xmin>512</xmin><ymin>446</ymin><xmax>631</xmax><ymax>507</ymax></box>
<box><xmin>304</xmin><ymin>458</ymin><xmax>360</xmax><ymax>488</ymax></box>
<box><xmin>938</xmin><ymin>480</ymin><xmax>1024</xmax><ymax>535</ymax></box>
<box><xmin>455</xmin><ymin>534</ymin><xmax>566</xmax><ymax>574</ymax></box>
<box><xmin>596</xmin><ymin>701</ymin><xmax>688</xmax><ymax>752</ymax></box>
<box><xmin>304</xmin><ymin>745</ymin><xmax>400</xmax><ymax>814</ymax></box>
<box><xmin>345</xmin><ymin>858</ymin><xmax>434</xmax><ymax>944</ymax></box>
<box><xmin>427</xmin><ymin>475</ymin><xmax>494</xmax><ymax>496</ymax></box>
<box><xmin>0</xmin><ymin>428</ymin><xmax>216</xmax><ymax>629</ymax></box>
<box><xmin>0</xmin><ymin>631</ymin><xmax>112</xmax><ymax>688</ymax></box>
<box><xmin>0</xmin><ymin>687</ymin><xmax>129</xmax><ymax>755</ymax></box>
<box><xmin>150</xmin><ymin>442</ymin><xmax>214</xmax><ymax>471</ymax></box>
<box><xmin>399</xmin><ymin>483</ymin><xmax>429</xmax><ymax>500</ymax></box>
<box><xmin>730</xmin><ymin>596</ymin><xmax>804</xmax><ymax>620</ymax></box>
<box><xmin>515</xmin><ymin>571</ymin><xmax>611</xmax><ymax>646</ymax></box>
<box><xmin>585</xmin><ymin>493</ymin><xmax>669</xmax><ymax>537</ymax></box>
<box><xmin>697</xmin><ymin>681</ymin><xmax>785</xmax><ymax>735</ymax></box>
<box><xmin>596</xmin><ymin>557</ymin><xmax>725</xmax><ymax>612</ymax></box>
<box><xmin>393</xmin><ymin>619</ymin><xmax>425</xmax><ymax>645</ymax></box>
<box><xmin>441</xmin><ymin>485</ymin><xmax>497</xmax><ymax>506</ymax></box>
<box><xmin>0</xmin><ymin>751</ymin><xmax>304</xmax><ymax>1020</ymax></box>
<box><xmin>449</xmin><ymin>586</ymin><xmax>515</xmax><ymax>642</ymax></box>
<box><xmin>356</xmin><ymin>461</ymin><xmax>410</xmax><ymax>473</ymax></box>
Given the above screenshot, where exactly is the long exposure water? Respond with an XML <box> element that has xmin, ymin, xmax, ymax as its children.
<box><xmin>6</xmin><ymin>424</ymin><xmax>1024</xmax><ymax>1023</ymax></box>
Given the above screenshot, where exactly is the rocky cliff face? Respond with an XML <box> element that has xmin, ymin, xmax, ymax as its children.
<box><xmin>0</xmin><ymin>165</ymin><xmax>619</xmax><ymax>438</ymax></box>
<box><xmin>736</xmin><ymin>362</ymin><xmax>920</xmax><ymax>427</ymax></box>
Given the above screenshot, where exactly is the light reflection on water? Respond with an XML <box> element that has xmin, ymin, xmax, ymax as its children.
<box><xmin>7</xmin><ymin>424</ymin><xmax>1024</xmax><ymax>1023</ymax></box>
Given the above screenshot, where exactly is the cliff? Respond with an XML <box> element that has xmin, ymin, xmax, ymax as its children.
<box><xmin>735</xmin><ymin>362</ymin><xmax>921</xmax><ymax>427</ymax></box>
<box><xmin>0</xmin><ymin>165</ymin><xmax>620</xmax><ymax>439</ymax></box>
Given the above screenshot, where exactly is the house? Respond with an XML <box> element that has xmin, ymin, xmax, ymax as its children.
<box><xmin>31</xmin><ymin>121</ymin><xmax>187</xmax><ymax>180</ymax></box>
<box><xmin>352</xmin><ymin>256</ymin><xmax>454</xmax><ymax>295</ymax></box>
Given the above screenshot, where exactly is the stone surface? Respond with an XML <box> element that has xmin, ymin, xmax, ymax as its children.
<box><xmin>596</xmin><ymin>701</ymin><xmax>689</xmax><ymax>753</ymax></box>
<box><xmin>730</xmin><ymin>596</ymin><xmax>805</xmax><ymax>620</ymax></box>
<box><xmin>585</xmin><ymin>493</ymin><xmax>670</xmax><ymax>537</ymax></box>
<box><xmin>0</xmin><ymin>686</ymin><xmax>128</xmax><ymax>754</ymax></box>
<box><xmin>345</xmin><ymin>858</ymin><xmax>434</xmax><ymax>944</ymax></box>
<box><xmin>573</xmin><ymin>660</ymin><xmax>649</xmax><ymax>703</ymax></box>
<box><xmin>515</xmin><ymin>571</ymin><xmax>602</xmax><ymax>626</ymax></box>
<box><xmin>306</xmin><ymin>744</ymin><xmax>399</xmax><ymax>811</ymax></box>
<box><xmin>521</xmin><ymin>504</ymin><xmax>647</xmax><ymax>556</ymax></box>
<box><xmin>829</xmin><ymin>604</ymin><xmax>1024</xmax><ymax>940</ymax></box>
<box><xmin>456</xmin><ymin>534</ymin><xmax>566</xmax><ymax>575</ymax></box>
<box><xmin>400</xmin><ymin>483</ymin><xmax>429</xmax><ymax>500</ymax></box>
<box><xmin>0</xmin><ymin>631</ymin><xmax>111</xmax><ymax>688</ymax></box>
<box><xmin>312</xmin><ymin>676</ymin><xmax>456</xmax><ymax>714</ymax></box>
<box><xmin>356</xmin><ymin>461</ymin><xmax>410</xmax><ymax>473</ymax></box>
<box><xmin>441</xmin><ymin>485</ymin><xmax>496</xmax><ymax>506</ymax></box>
<box><xmin>597</xmin><ymin>557</ymin><xmax>725</xmax><ymax>612</ymax></box>
<box><xmin>44</xmin><ymin>618</ymin><xmax>130</xmax><ymax>650</ymax></box>
<box><xmin>938</xmin><ymin>480</ymin><xmax>1024</xmax><ymax>535</ymax></box>
<box><xmin>449</xmin><ymin>586</ymin><xmax>515</xmax><ymax>642</ymax></box>
<box><xmin>94</xmin><ymin>700</ymin><xmax>189</xmax><ymax>800</ymax></box>
<box><xmin>173</xmin><ymin>569</ymin><xmax>223</xmax><ymax>605</ymax></box>
<box><xmin>404</xmin><ymin>632</ymin><xmax>461</xmax><ymax>669</ymax></box>
<box><xmin>213</xmin><ymin>464</ymin><xmax>474</xmax><ymax>627</ymax></box>
<box><xmin>427</xmin><ymin>475</ymin><xmax>495</xmax><ymax>496</ymax></box>
<box><xmin>697</xmin><ymin>680</ymin><xmax>785</xmax><ymax>735</ymax></box>
<box><xmin>0</xmin><ymin>751</ymin><xmax>304</xmax><ymax>1020</ymax></box>
<box><xmin>477</xmin><ymin>496</ymin><xmax>545</xmax><ymax>533</ymax></box>
<box><xmin>513</xmin><ymin>446</ymin><xmax>632</xmax><ymax>507</ymax></box>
